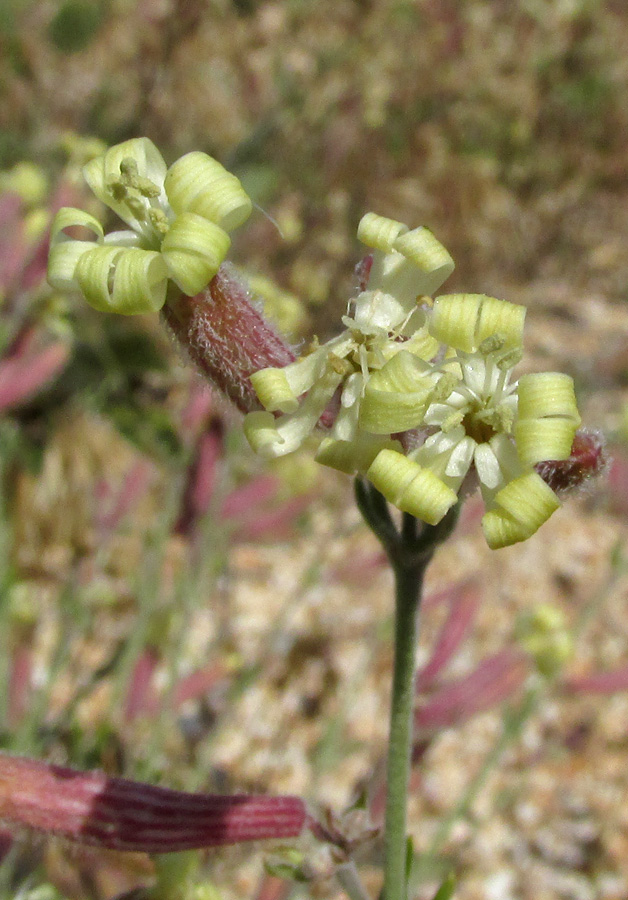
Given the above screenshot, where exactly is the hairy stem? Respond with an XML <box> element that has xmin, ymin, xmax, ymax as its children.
<box><xmin>383</xmin><ymin>559</ymin><xmax>425</xmax><ymax>900</ymax></box>
<box><xmin>354</xmin><ymin>482</ymin><xmax>460</xmax><ymax>900</ymax></box>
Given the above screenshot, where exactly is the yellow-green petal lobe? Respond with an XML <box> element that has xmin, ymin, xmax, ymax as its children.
<box><xmin>393</xmin><ymin>227</ymin><xmax>455</xmax><ymax>296</ymax></box>
<box><xmin>367</xmin><ymin>449</ymin><xmax>457</xmax><ymax>525</ymax></box>
<box><xmin>476</xmin><ymin>296</ymin><xmax>526</xmax><ymax>350</ymax></box>
<box><xmin>360</xmin><ymin>351</ymin><xmax>434</xmax><ymax>433</ymax></box>
<box><xmin>315</xmin><ymin>435</ymin><xmax>402</xmax><ymax>474</ymax></box>
<box><xmin>482</xmin><ymin>471</ymin><xmax>560</xmax><ymax>549</ymax></box>
<box><xmin>48</xmin><ymin>241</ymin><xmax>95</xmax><ymax>290</ymax></box>
<box><xmin>481</xmin><ymin>508</ymin><xmax>524</xmax><ymax>550</ymax></box>
<box><xmin>75</xmin><ymin>246</ymin><xmax>123</xmax><ymax>311</ymax></box>
<box><xmin>75</xmin><ymin>246</ymin><xmax>167</xmax><ymax>314</ymax></box>
<box><xmin>514</xmin><ymin>417</ymin><xmax>578</xmax><ymax>466</ymax></box>
<box><xmin>357</xmin><ymin>213</ymin><xmax>408</xmax><ymax>252</ymax></box>
<box><xmin>165</xmin><ymin>151</ymin><xmax>252</xmax><ymax>232</ymax></box>
<box><xmin>515</xmin><ymin>372</ymin><xmax>580</xmax><ymax>465</ymax></box>
<box><xmin>430</xmin><ymin>294</ymin><xmax>525</xmax><ymax>352</ymax></box>
<box><xmin>161</xmin><ymin>213</ymin><xmax>230</xmax><ymax>295</ymax></box>
<box><xmin>111</xmin><ymin>248</ymin><xmax>169</xmax><ymax>314</ymax></box>
<box><xmin>251</xmin><ymin>349</ymin><xmax>328</xmax><ymax>413</ymax></box>
<box><xmin>48</xmin><ymin>207</ymin><xmax>105</xmax><ymax>290</ymax></box>
<box><xmin>517</xmin><ymin>372</ymin><xmax>580</xmax><ymax>422</ymax></box>
<box><xmin>430</xmin><ymin>294</ymin><xmax>483</xmax><ymax>351</ymax></box>
<box><xmin>243</xmin><ymin>411</ymin><xmax>285</xmax><ymax>455</ymax></box>
<box><xmin>50</xmin><ymin>207</ymin><xmax>104</xmax><ymax>245</ymax></box>
<box><xmin>250</xmin><ymin>367</ymin><xmax>299</xmax><ymax>414</ymax></box>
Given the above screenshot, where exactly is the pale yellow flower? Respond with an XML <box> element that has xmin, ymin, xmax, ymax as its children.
<box><xmin>48</xmin><ymin>138</ymin><xmax>252</xmax><ymax>314</ymax></box>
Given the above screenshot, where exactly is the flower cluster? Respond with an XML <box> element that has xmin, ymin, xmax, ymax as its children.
<box><xmin>45</xmin><ymin>138</ymin><xmax>585</xmax><ymax>550</ymax></box>
<box><xmin>244</xmin><ymin>213</ymin><xmax>581</xmax><ymax>549</ymax></box>
<box><xmin>48</xmin><ymin>137</ymin><xmax>252</xmax><ymax>314</ymax></box>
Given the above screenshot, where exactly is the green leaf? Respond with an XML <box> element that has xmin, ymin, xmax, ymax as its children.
<box><xmin>405</xmin><ymin>835</ymin><xmax>414</xmax><ymax>888</ymax></box>
<box><xmin>432</xmin><ymin>872</ymin><xmax>456</xmax><ymax>900</ymax></box>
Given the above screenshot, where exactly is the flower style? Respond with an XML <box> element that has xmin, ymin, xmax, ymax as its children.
<box><xmin>48</xmin><ymin>138</ymin><xmax>252</xmax><ymax>314</ymax></box>
<box><xmin>244</xmin><ymin>213</ymin><xmax>455</xmax><ymax>472</ymax></box>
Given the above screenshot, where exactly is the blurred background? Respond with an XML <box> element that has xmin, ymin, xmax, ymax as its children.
<box><xmin>1</xmin><ymin>1</ymin><xmax>627</xmax><ymax>898</ymax></box>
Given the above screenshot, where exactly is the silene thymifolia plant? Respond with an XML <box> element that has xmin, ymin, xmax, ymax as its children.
<box><xmin>0</xmin><ymin>137</ymin><xmax>603</xmax><ymax>899</ymax></box>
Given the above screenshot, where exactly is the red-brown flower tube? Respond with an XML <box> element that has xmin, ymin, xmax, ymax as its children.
<box><xmin>0</xmin><ymin>754</ymin><xmax>307</xmax><ymax>853</ymax></box>
<box><xmin>162</xmin><ymin>262</ymin><xmax>295</xmax><ymax>415</ymax></box>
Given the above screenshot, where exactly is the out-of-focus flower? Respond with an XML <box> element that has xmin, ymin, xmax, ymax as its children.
<box><xmin>48</xmin><ymin>138</ymin><xmax>252</xmax><ymax>313</ymax></box>
<box><xmin>516</xmin><ymin>604</ymin><xmax>573</xmax><ymax>678</ymax></box>
<box><xmin>0</xmin><ymin>161</ymin><xmax>49</xmax><ymax>206</ymax></box>
<box><xmin>247</xmin><ymin>272</ymin><xmax>310</xmax><ymax>339</ymax></box>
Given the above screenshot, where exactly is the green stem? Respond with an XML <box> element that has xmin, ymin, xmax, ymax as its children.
<box><xmin>383</xmin><ymin>560</ymin><xmax>425</xmax><ymax>900</ymax></box>
<box><xmin>336</xmin><ymin>861</ymin><xmax>373</xmax><ymax>900</ymax></box>
<box><xmin>354</xmin><ymin>482</ymin><xmax>460</xmax><ymax>900</ymax></box>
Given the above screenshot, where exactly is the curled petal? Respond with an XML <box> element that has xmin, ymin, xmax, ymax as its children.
<box><xmin>357</xmin><ymin>213</ymin><xmax>408</xmax><ymax>251</ymax></box>
<box><xmin>476</xmin><ymin>296</ymin><xmax>525</xmax><ymax>349</ymax></box>
<box><xmin>48</xmin><ymin>207</ymin><xmax>105</xmax><ymax>290</ymax></box>
<box><xmin>165</xmin><ymin>151</ymin><xmax>252</xmax><ymax>232</ymax></box>
<box><xmin>48</xmin><ymin>240</ymin><xmax>97</xmax><ymax>291</ymax></box>
<box><xmin>250</xmin><ymin>368</ymin><xmax>299</xmax><ymax>414</ymax></box>
<box><xmin>161</xmin><ymin>213</ymin><xmax>231</xmax><ymax>294</ymax></box>
<box><xmin>357</xmin><ymin>213</ymin><xmax>454</xmax><ymax>305</ymax></box>
<box><xmin>517</xmin><ymin>372</ymin><xmax>580</xmax><ymax>420</ymax></box>
<box><xmin>244</xmin><ymin>409</ymin><xmax>314</xmax><ymax>458</ymax></box>
<box><xmin>76</xmin><ymin>246</ymin><xmax>168</xmax><ymax>314</ymax></box>
<box><xmin>515</xmin><ymin>418</ymin><xmax>579</xmax><ymax>467</ymax></box>
<box><xmin>359</xmin><ymin>351</ymin><xmax>435</xmax><ymax>434</ymax></box>
<box><xmin>481</xmin><ymin>471</ymin><xmax>560</xmax><ymax>549</ymax></box>
<box><xmin>50</xmin><ymin>207</ymin><xmax>104</xmax><ymax>245</ymax></box>
<box><xmin>245</xmin><ymin>364</ymin><xmax>344</xmax><ymax>457</ymax></box>
<box><xmin>250</xmin><ymin>349</ymin><xmax>328</xmax><ymax>414</ymax></box>
<box><xmin>430</xmin><ymin>294</ymin><xmax>482</xmax><ymax>351</ymax></box>
<box><xmin>393</xmin><ymin>226</ymin><xmax>455</xmax><ymax>296</ymax></box>
<box><xmin>75</xmin><ymin>245</ymin><xmax>123</xmax><ymax>310</ymax></box>
<box><xmin>430</xmin><ymin>294</ymin><xmax>525</xmax><ymax>352</ymax></box>
<box><xmin>515</xmin><ymin>372</ymin><xmax>580</xmax><ymax>466</ymax></box>
<box><xmin>244</xmin><ymin>411</ymin><xmax>289</xmax><ymax>455</ymax></box>
<box><xmin>316</xmin><ymin>434</ymin><xmax>402</xmax><ymax>474</ymax></box>
<box><xmin>367</xmin><ymin>449</ymin><xmax>458</xmax><ymax>525</ymax></box>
